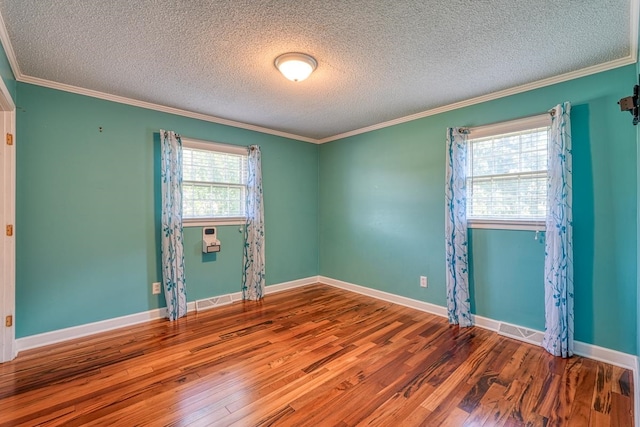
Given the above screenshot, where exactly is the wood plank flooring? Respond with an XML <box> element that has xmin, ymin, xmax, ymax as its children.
<box><xmin>0</xmin><ymin>284</ymin><xmax>634</xmax><ymax>426</ymax></box>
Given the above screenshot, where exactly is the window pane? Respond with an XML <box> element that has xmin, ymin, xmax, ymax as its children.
<box><xmin>467</xmin><ymin>126</ymin><xmax>548</xmax><ymax>221</ymax></box>
<box><xmin>183</xmin><ymin>183</ymin><xmax>246</xmax><ymax>218</ymax></box>
<box><xmin>183</xmin><ymin>148</ymin><xmax>247</xmax><ymax>185</ymax></box>
<box><xmin>468</xmin><ymin>174</ymin><xmax>546</xmax><ymax>220</ymax></box>
<box><xmin>182</xmin><ymin>145</ymin><xmax>248</xmax><ymax>219</ymax></box>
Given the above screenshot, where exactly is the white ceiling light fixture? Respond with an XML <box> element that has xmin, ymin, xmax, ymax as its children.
<box><xmin>275</xmin><ymin>53</ymin><xmax>317</xmax><ymax>82</ymax></box>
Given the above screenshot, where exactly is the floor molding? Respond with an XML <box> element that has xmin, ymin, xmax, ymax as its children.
<box><xmin>264</xmin><ymin>276</ymin><xmax>320</xmax><ymax>295</ymax></box>
<box><xmin>15</xmin><ymin>275</ymin><xmax>638</xmax><ymax>377</ymax></box>
<box><xmin>319</xmin><ymin>275</ymin><xmax>638</xmax><ymax>372</ymax></box>
<box><xmin>15</xmin><ymin>276</ymin><xmax>318</xmax><ymax>353</ymax></box>
<box><xmin>573</xmin><ymin>341</ymin><xmax>638</xmax><ymax>372</ymax></box>
<box><xmin>319</xmin><ymin>276</ymin><xmax>447</xmax><ymax>317</ymax></box>
<box><xmin>16</xmin><ymin>307</ymin><xmax>169</xmax><ymax>352</ymax></box>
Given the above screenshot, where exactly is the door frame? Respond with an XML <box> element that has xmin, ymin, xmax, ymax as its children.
<box><xmin>0</xmin><ymin>76</ymin><xmax>15</xmax><ymax>363</ymax></box>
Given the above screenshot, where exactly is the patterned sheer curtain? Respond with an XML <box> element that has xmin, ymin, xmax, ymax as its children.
<box><xmin>445</xmin><ymin>128</ymin><xmax>472</xmax><ymax>327</ymax></box>
<box><xmin>542</xmin><ymin>102</ymin><xmax>574</xmax><ymax>357</ymax></box>
<box><xmin>160</xmin><ymin>130</ymin><xmax>187</xmax><ymax>320</ymax></box>
<box><xmin>242</xmin><ymin>145</ymin><xmax>265</xmax><ymax>300</ymax></box>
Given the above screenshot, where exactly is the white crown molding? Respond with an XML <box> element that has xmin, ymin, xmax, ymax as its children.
<box><xmin>0</xmin><ymin>10</ymin><xmax>21</xmax><ymax>81</ymax></box>
<box><xmin>631</xmin><ymin>0</ymin><xmax>639</xmax><ymax>63</ymax></box>
<box><xmin>318</xmin><ymin>55</ymin><xmax>637</xmax><ymax>144</ymax></box>
<box><xmin>0</xmin><ymin>12</ymin><xmax>320</xmax><ymax>145</ymax></box>
<box><xmin>0</xmin><ymin>7</ymin><xmax>637</xmax><ymax>145</ymax></box>
<box><xmin>18</xmin><ymin>56</ymin><xmax>636</xmax><ymax>146</ymax></box>
<box><xmin>18</xmin><ymin>74</ymin><xmax>319</xmax><ymax>144</ymax></box>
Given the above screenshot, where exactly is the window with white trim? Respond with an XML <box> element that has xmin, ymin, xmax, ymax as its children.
<box><xmin>466</xmin><ymin>114</ymin><xmax>551</xmax><ymax>230</ymax></box>
<box><xmin>182</xmin><ymin>139</ymin><xmax>248</xmax><ymax>224</ymax></box>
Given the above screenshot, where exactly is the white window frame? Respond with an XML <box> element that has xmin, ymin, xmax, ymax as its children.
<box><xmin>181</xmin><ymin>138</ymin><xmax>248</xmax><ymax>227</ymax></box>
<box><xmin>465</xmin><ymin>114</ymin><xmax>551</xmax><ymax>231</ymax></box>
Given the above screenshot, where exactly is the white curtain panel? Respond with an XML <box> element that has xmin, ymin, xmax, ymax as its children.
<box><xmin>542</xmin><ymin>103</ymin><xmax>574</xmax><ymax>357</ymax></box>
<box><xmin>242</xmin><ymin>145</ymin><xmax>265</xmax><ymax>300</ymax></box>
<box><xmin>160</xmin><ymin>130</ymin><xmax>187</xmax><ymax>320</ymax></box>
<box><xmin>445</xmin><ymin>128</ymin><xmax>473</xmax><ymax>327</ymax></box>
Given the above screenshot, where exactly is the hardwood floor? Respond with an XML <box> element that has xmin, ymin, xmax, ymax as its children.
<box><xmin>0</xmin><ymin>284</ymin><xmax>634</xmax><ymax>426</ymax></box>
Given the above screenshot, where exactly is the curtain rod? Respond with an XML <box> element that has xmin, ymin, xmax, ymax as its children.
<box><xmin>178</xmin><ymin>135</ymin><xmax>257</xmax><ymax>152</ymax></box>
<box><xmin>458</xmin><ymin>109</ymin><xmax>555</xmax><ymax>135</ymax></box>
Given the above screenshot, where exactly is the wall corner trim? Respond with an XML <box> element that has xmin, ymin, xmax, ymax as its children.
<box><xmin>15</xmin><ymin>276</ymin><xmax>319</xmax><ymax>353</ymax></box>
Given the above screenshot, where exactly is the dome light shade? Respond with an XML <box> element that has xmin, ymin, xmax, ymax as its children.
<box><xmin>275</xmin><ymin>53</ymin><xmax>317</xmax><ymax>82</ymax></box>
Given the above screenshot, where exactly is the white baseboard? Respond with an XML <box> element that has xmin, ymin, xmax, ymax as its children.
<box><xmin>319</xmin><ymin>276</ymin><xmax>447</xmax><ymax>317</ymax></box>
<box><xmin>472</xmin><ymin>314</ymin><xmax>501</xmax><ymax>332</ymax></box>
<box><xmin>319</xmin><ymin>275</ymin><xmax>638</xmax><ymax>372</ymax></box>
<box><xmin>573</xmin><ymin>341</ymin><xmax>638</xmax><ymax>371</ymax></box>
<box><xmin>14</xmin><ymin>274</ymin><xmax>638</xmax><ymax>381</ymax></box>
<box><xmin>265</xmin><ymin>276</ymin><xmax>320</xmax><ymax>295</ymax></box>
<box><xmin>15</xmin><ymin>276</ymin><xmax>318</xmax><ymax>353</ymax></box>
<box><xmin>16</xmin><ymin>307</ymin><xmax>169</xmax><ymax>352</ymax></box>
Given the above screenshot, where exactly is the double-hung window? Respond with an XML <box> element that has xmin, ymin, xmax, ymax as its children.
<box><xmin>466</xmin><ymin>114</ymin><xmax>551</xmax><ymax>230</ymax></box>
<box><xmin>182</xmin><ymin>138</ymin><xmax>248</xmax><ymax>225</ymax></box>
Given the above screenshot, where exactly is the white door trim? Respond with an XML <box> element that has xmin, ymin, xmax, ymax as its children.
<box><xmin>0</xmin><ymin>77</ymin><xmax>15</xmax><ymax>363</ymax></box>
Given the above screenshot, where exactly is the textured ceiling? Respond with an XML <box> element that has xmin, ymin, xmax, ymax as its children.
<box><xmin>0</xmin><ymin>0</ymin><xmax>633</xmax><ymax>141</ymax></box>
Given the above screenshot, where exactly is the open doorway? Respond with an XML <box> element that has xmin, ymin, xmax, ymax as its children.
<box><xmin>0</xmin><ymin>77</ymin><xmax>15</xmax><ymax>363</ymax></box>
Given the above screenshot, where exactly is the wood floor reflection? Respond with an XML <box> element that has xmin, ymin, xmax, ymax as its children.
<box><xmin>0</xmin><ymin>284</ymin><xmax>633</xmax><ymax>426</ymax></box>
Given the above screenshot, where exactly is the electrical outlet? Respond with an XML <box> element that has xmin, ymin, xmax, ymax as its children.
<box><xmin>420</xmin><ymin>276</ymin><xmax>428</xmax><ymax>288</ymax></box>
<box><xmin>152</xmin><ymin>282</ymin><xmax>161</xmax><ymax>295</ymax></box>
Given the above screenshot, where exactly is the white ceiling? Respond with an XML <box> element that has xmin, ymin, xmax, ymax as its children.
<box><xmin>0</xmin><ymin>1</ymin><xmax>634</xmax><ymax>142</ymax></box>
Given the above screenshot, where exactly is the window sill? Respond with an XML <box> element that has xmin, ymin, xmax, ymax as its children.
<box><xmin>467</xmin><ymin>219</ymin><xmax>545</xmax><ymax>231</ymax></box>
<box><xmin>183</xmin><ymin>217</ymin><xmax>246</xmax><ymax>227</ymax></box>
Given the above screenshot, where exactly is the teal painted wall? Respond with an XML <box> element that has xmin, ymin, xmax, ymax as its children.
<box><xmin>16</xmin><ymin>83</ymin><xmax>319</xmax><ymax>338</ymax></box>
<box><xmin>637</xmin><ymin>109</ymin><xmax>640</xmax><ymax>358</ymax></box>
<box><xmin>636</xmin><ymin>22</ymin><xmax>640</xmax><ymax>361</ymax></box>
<box><xmin>13</xmin><ymin>63</ymin><xmax>638</xmax><ymax>355</ymax></box>
<box><xmin>636</xmin><ymin>30</ymin><xmax>640</xmax><ymax>359</ymax></box>
<box><xmin>0</xmin><ymin>39</ymin><xmax>15</xmax><ymax>101</ymax></box>
<box><xmin>468</xmin><ymin>229</ymin><xmax>545</xmax><ymax>330</ymax></box>
<box><xmin>319</xmin><ymin>65</ymin><xmax>638</xmax><ymax>354</ymax></box>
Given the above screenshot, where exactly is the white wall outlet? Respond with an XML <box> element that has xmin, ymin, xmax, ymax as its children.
<box><xmin>420</xmin><ymin>276</ymin><xmax>428</xmax><ymax>288</ymax></box>
<box><xmin>152</xmin><ymin>282</ymin><xmax>161</xmax><ymax>295</ymax></box>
